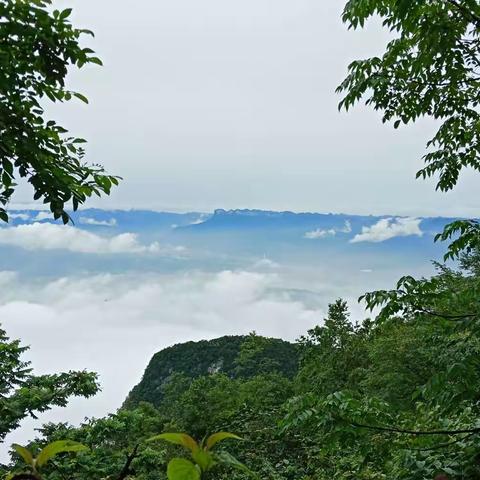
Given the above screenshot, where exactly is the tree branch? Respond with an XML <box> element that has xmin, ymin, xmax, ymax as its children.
<box><xmin>446</xmin><ymin>0</ymin><xmax>480</xmax><ymax>27</ymax></box>
<box><xmin>413</xmin><ymin>305</ymin><xmax>477</xmax><ymax>320</ymax></box>
<box><xmin>350</xmin><ymin>420</ymin><xmax>480</xmax><ymax>436</ymax></box>
<box><xmin>116</xmin><ymin>444</ymin><xmax>139</xmax><ymax>480</ymax></box>
<box><xmin>403</xmin><ymin>432</ymin><xmax>477</xmax><ymax>451</ymax></box>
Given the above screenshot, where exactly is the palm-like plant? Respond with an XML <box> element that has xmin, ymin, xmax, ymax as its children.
<box><xmin>147</xmin><ymin>431</ymin><xmax>258</xmax><ymax>480</ymax></box>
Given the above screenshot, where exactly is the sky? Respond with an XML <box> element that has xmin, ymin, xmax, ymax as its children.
<box><xmin>13</xmin><ymin>0</ymin><xmax>478</xmax><ymax>217</ymax></box>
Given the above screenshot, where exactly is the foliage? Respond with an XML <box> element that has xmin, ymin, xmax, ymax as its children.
<box><xmin>337</xmin><ymin>0</ymin><xmax>480</xmax><ymax>259</ymax></box>
<box><xmin>281</xmin><ymin>255</ymin><xmax>480</xmax><ymax>479</ymax></box>
<box><xmin>8</xmin><ymin>440</ymin><xmax>88</xmax><ymax>479</ymax></box>
<box><xmin>148</xmin><ymin>431</ymin><xmax>256</xmax><ymax>480</ymax></box>
<box><xmin>0</xmin><ymin>326</ymin><xmax>99</xmax><ymax>441</ymax></box>
<box><xmin>296</xmin><ymin>299</ymin><xmax>371</xmax><ymax>397</ymax></box>
<box><xmin>0</xmin><ymin>0</ymin><xmax>118</xmax><ymax>223</ymax></box>
<box><xmin>21</xmin><ymin>404</ymin><xmax>166</xmax><ymax>480</ymax></box>
<box><xmin>337</xmin><ymin>0</ymin><xmax>480</xmax><ymax>193</ymax></box>
<box><xmin>125</xmin><ymin>335</ymin><xmax>299</xmax><ymax>409</ymax></box>
<box><xmin>4</xmin><ymin>1</ymin><xmax>480</xmax><ymax>479</ymax></box>
<box><xmin>330</xmin><ymin>4</ymin><xmax>480</xmax><ymax>475</ymax></box>
<box><xmin>234</xmin><ymin>331</ymin><xmax>283</xmax><ymax>377</ymax></box>
<box><xmin>11</xmin><ymin>266</ymin><xmax>480</xmax><ymax>479</ymax></box>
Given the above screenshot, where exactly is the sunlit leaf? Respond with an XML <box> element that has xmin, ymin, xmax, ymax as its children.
<box><xmin>205</xmin><ymin>432</ymin><xmax>242</xmax><ymax>451</ymax></box>
<box><xmin>36</xmin><ymin>441</ymin><xmax>88</xmax><ymax>468</ymax></box>
<box><xmin>147</xmin><ymin>433</ymin><xmax>198</xmax><ymax>453</ymax></box>
<box><xmin>167</xmin><ymin>458</ymin><xmax>200</xmax><ymax>480</ymax></box>
<box><xmin>12</xmin><ymin>444</ymin><xmax>34</xmax><ymax>467</ymax></box>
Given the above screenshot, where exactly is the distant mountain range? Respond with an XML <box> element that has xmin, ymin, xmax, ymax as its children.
<box><xmin>6</xmin><ymin>207</ymin><xmax>461</xmax><ymax>237</ymax></box>
<box><xmin>0</xmin><ymin>208</ymin><xmax>464</xmax><ymax>277</ymax></box>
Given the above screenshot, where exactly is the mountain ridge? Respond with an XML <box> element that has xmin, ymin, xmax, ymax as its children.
<box><xmin>124</xmin><ymin>335</ymin><xmax>299</xmax><ymax>409</ymax></box>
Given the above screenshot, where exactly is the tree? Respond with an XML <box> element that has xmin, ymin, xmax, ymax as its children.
<box><xmin>333</xmin><ymin>3</ymin><xmax>480</xmax><ymax>475</ymax></box>
<box><xmin>296</xmin><ymin>299</ymin><xmax>370</xmax><ymax>396</ymax></box>
<box><xmin>22</xmin><ymin>405</ymin><xmax>166</xmax><ymax>480</ymax></box>
<box><xmin>234</xmin><ymin>332</ymin><xmax>282</xmax><ymax>378</ymax></box>
<box><xmin>338</xmin><ymin>0</ymin><xmax>480</xmax><ymax>193</ymax></box>
<box><xmin>338</xmin><ymin>0</ymin><xmax>480</xmax><ymax>259</ymax></box>
<box><xmin>0</xmin><ymin>0</ymin><xmax>118</xmax><ymax>223</ymax></box>
<box><xmin>10</xmin><ymin>440</ymin><xmax>88</xmax><ymax>480</ymax></box>
<box><xmin>148</xmin><ymin>431</ymin><xmax>256</xmax><ymax>480</ymax></box>
<box><xmin>0</xmin><ymin>327</ymin><xmax>99</xmax><ymax>442</ymax></box>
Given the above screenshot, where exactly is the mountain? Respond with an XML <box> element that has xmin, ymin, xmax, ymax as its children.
<box><xmin>124</xmin><ymin>335</ymin><xmax>299</xmax><ymax>408</ymax></box>
<box><xmin>2</xmin><ymin>208</ymin><xmax>464</xmax><ymax>278</ymax></box>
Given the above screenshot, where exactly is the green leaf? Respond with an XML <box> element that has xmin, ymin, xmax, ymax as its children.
<box><xmin>12</xmin><ymin>444</ymin><xmax>34</xmax><ymax>467</ymax></box>
<box><xmin>205</xmin><ymin>432</ymin><xmax>242</xmax><ymax>450</ymax></box>
<box><xmin>73</xmin><ymin>92</ymin><xmax>89</xmax><ymax>104</ymax></box>
<box><xmin>192</xmin><ymin>449</ymin><xmax>214</xmax><ymax>472</ymax></box>
<box><xmin>215</xmin><ymin>451</ymin><xmax>259</xmax><ymax>479</ymax></box>
<box><xmin>36</xmin><ymin>440</ymin><xmax>88</xmax><ymax>468</ymax></box>
<box><xmin>167</xmin><ymin>458</ymin><xmax>200</xmax><ymax>480</ymax></box>
<box><xmin>89</xmin><ymin>57</ymin><xmax>103</xmax><ymax>66</ymax></box>
<box><xmin>59</xmin><ymin>8</ymin><xmax>72</xmax><ymax>19</ymax></box>
<box><xmin>147</xmin><ymin>433</ymin><xmax>199</xmax><ymax>453</ymax></box>
<box><xmin>3</xmin><ymin>159</ymin><xmax>14</xmax><ymax>176</ymax></box>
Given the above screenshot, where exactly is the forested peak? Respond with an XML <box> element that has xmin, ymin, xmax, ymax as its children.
<box><xmin>124</xmin><ymin>334</ymin><xmax>299</xmax><ymax>409</ymax></box>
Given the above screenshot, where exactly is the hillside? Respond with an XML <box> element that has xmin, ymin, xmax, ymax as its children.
<box><xmin>124</xmin><ymin>335</ymin><xmax>299</xmax><ymax>408</ymax></box>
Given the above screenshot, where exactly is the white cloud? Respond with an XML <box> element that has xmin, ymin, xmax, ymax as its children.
<box><xmin>79</xmin><ymin>217</ymin><xmax>117</xmax><ymax>227</ymax></box>
<box><xmin>0</xmin><ymin>269</ymin><xmax>324</xmax><ymax>453</ymax></box>
<box><xmin>33</xmin><ymin>211</ymin><xmax>52</xmax><ymax>222</ymax></box>
<box><xmin>252</xmin><ymin>256</ymin><xmax>280</xmax><ymax>269</ymax></box>
<box><xmin>0</xmin><ymin>223</ymin><xmax>184</xmax><ymax>255</ymax></box>
<box><xmin>304</xmin><ymin>220</ymin><xmax>351</xmax><ymax>239</ymax></box>
<box><xmin>351</xmin><ymin>217</ymin><xmax>423</xmax><ymax>243</ymax></box>
<box><xmin>9</xmin><ymin>213</ymin><xmax>30</xmax><ymax>221</ymax></box>
<box><xmin>189</xmin><ymin>214</ymin><xmax>210</xmax><ymax>225</ymax></box>
<box><xmin>304</xmin><ymin>228</ymin><xmax>336</xmax><ymax>239</ymax></box>
<box><xmin>341</xmin><ymin>220</ymin><xmax>352</xmax><ymax>233</ymax></box>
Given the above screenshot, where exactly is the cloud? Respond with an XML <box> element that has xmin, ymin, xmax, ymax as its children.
<box><xmin>79</xmin><ymin>217</ymin><xmax>117</xmax><ymax>227</ymax></box>
<box><xmin>0</xmin><ymin>223</ymin><xmax>184</xmax><ymax>255</ymax></box>
<box><xmin>252</xmin><ymin>256</ymin><xmax>280</xmax><ymax>269</ymax></box>
<box><xmin>304</xmin><ymin>228</ymin><xmax>336</xmax><ymax>239</ymax></box>
<box><xmin>0</xmin><ymin>269</ymin><xmax>325</xmax><ymax>451</ymax></box>
<box><xmin>33</xmin><ymin>211</ymin><xmax>52</xmax><ymax>222</ymax></box>
<box><xmin>189</xmin><ymin>214</ymin><xmax>210</xmax><ymax>225</ymax></box>
<box><xmin>342</xmin><ymin>220</ymin><xmax>352</xmax><ymax>233</ymax></box>
<box><xmin>304</xmin><ymin>220</ymin><xmax>352</xmax><ymax>239</ymax></box>
<box><xmin>351</xmin><ymin>217</ymin><xmax>423</xmax><ymax>243</ymax></box>
<box><xmin>9</xmin><ymin>213</ymin><xmax>30</xmax><ymax>221</ymax></box>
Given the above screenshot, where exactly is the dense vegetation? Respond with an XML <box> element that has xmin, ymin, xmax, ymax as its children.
<box><xmin>125</xmin><ymin>335</ymin><xmax>299</xmax><ymax>408</ymax></box>
<box><xmin>5</xmin><ymin>264</ymin><xmax>480</xmax><ymax>479</ymax></box>
<box><xmin>0</xmin><ymin>328</ymin><xmax>99</xmax><ymax>443</ymax></box>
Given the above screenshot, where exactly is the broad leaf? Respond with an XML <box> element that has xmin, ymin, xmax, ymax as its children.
<box><xmin>147</xmin><ymin>433</ymin><xmax>198</xmax><ymax>453</ymax></box>
<box><xmin>36</xmin><ymin>440</ymin><xmax>88</xmax><ymax>468</ymax></box>
<box><xmin>205</xmin><ymin>432</ymin><xmax>242</xmax><ymax>450</ymax></box>
<box><xmin>192</xmin><ymin>448</ymin><xmax>214</xmax><ymax>471</ymax></box>
<box><xmin>167</xmin><ymin>458</ymin><xmax>200</xmax><ymax>480</ymax></box>
<box><xmin>215</xmin><ymin>451</ymin><xmax>259</xmax><ymax>479</ymax></box>
<box><xmin>12</xmin><ymin>444</ymin><xmax>34</xmax><ymax>467</ymax></box>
